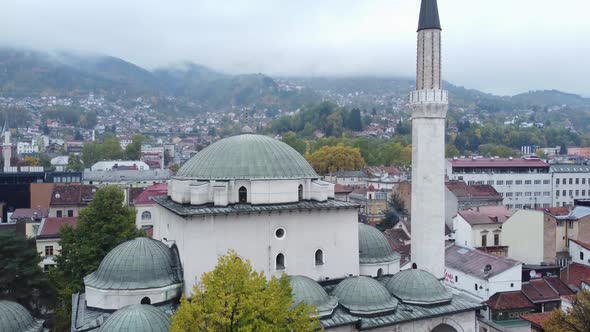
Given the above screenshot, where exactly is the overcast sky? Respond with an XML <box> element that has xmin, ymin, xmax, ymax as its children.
<box><xmin>0</xmin><ymin>0</ymin><xmax>588</xmax><ymax>96</ymax></box>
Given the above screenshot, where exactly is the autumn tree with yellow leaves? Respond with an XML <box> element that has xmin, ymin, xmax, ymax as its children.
<box><xmin>306</xmin><ymin>144</ymin><xmax>366</xmax><ymax>175</ymax></box>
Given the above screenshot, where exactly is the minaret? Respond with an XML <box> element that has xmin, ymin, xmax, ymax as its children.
<box><xmin>1</xmin><ymin>121</ymin><xmax>11</xmax><ymax>172</ymax></box>
<box><xmin>410</xmin><ymin>0</ymin><xmax>448</xmax><ymax>279</ymax></box>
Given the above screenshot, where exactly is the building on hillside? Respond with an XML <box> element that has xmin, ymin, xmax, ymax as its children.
<box><xmin>452</xmin><ymin>206</ymin><xmax>513</xmax><ymax>251</ymax></box>
<box><xmin>367</xmin><ymin>176</ymin><xmax>400</xmax><ymax>192</ymax></box>
<box><xmin>50</xmin><ymin>156</ymin><xmax>69</xmax><ymax>171</ymax></box>
<box><xmin>551</xmin><ymin>164</ymin><xmax>590</xmax><ymax>207</ymax></box>
<box><xmin>446</xmin><ymin>157</ymin><xmax>552</xmax><ymax>210</ymax></box>
<box><xmin>141</xmin><ymin>146</ymin><xmax>165</xmax><ymax>170</ymax></box>
<box><xmin>36</xmin><ymin>216</ymin><xmax>77</xmax><ymax>271</ymax></box>
<box><xmin>323</xmin><ymin>171</ymin><xmax>369</xmax><ymax>187</ymax></box>
<box><xmin>65</xmin><ymin>141</ymin><xmax>84</xmax><ymax>154</ymax></box>
<box><xmin>132</xmin><ymin>183</ymin><xmax>168</xmax><ymax>230</ymax></box>
<box><xmin>521</xmin><ymin>277</ymin><xmax>574</xmax><ymax>313</ymax></box>
<box><xmin>90</xmin><ymin>160</ymin><xmax>150</xmax><ymax>171</ymax></box>
<box><xmin>17</xmin><ymin>141</ymin><xmax>38</xmax><ymax>155</ymax></box>
<box><xmin>49</xmin><ymin>184</ymin><xmax>96</xmax><ymax>218</ymax></box>
<box><xmin>10</xmin><ymin>207</ymin><xmax>49</xmax><ymax>238</ymax></box>
<box><xmin>445</xmin><ymin>245</ymin><xmax>522</xmax><ymax>305</ymax></box>
<box><xmin>350</xmin><ymin>185</ymin><xmax>388</xmax><ymax>225</ymax></box>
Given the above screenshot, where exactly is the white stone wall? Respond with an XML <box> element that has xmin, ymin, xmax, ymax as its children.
<box><xmin>85</xmin><ymin>283</ymin><xmax>182</xmax><ymax>310</ymax></box>
<box><xmin>416</xmin><ymin>29</ymin><xmax>442</xmax><ymax>91</ymax></box>
<box><xmin>135</xmin><ymin>204</ymin><xmax>156</xmax><ymax>229</ymax></box>
<box><xmin>359</xmin><ymin>260</ymin><xmax>400</xmax><ymax>277</ymax></box>
<box><xmin>453</xmin><ymin>215</ymin><xmax>473</xmax><ymax>248</ymax></box>
<box><xmin>502</xmin><ymin>210</ymin><xmax>545</xmax><ymax>265</ymax></box>
<box><xmin>153</xmin><ymin>205</ymin><xmax>360</xmax><ymax>297</ymax></box>
<box><xmin>367</xmin><ymin>310</ymin><xmax>476</xmax><ymax>332</ymax></box>
<box><xmin>444</xmin><ymin>265</ymin><xmax>521</xmax><ymax>302</ymax></box>
<box><xmin>569</xmin><ymin>240</ymin><xmax>590</xmax><ymax>266</ymax></box>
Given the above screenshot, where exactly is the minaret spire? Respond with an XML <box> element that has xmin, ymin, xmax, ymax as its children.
<box><xmin>410</xmin><ymin>0</ymin><xmax>448</xmax><ymax>279</ymax></box>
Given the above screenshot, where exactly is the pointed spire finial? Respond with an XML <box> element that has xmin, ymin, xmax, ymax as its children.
<box><xmin>418</xmin><ymin>0</ymin><xmax>441</xmax><ymax>31</ymax></box>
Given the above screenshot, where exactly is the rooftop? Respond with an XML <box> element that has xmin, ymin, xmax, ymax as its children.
<box><xmin>417</xmin><ymin>0</ymin><xmax>441</xmax><ymax>31</ymax></box>
<box><xmin>445</xmin><ymin>245</ymin><xmax>522</xmax><ymax>280</ymax></box>
<box><xmin>556</xmin><ymin>206</ymin><xmax>590</xmax><ymax>220</ymax></box>
<box><xmin>449</xmin><ymin>157</ymin><xmax>550</xmax><ymax>169</ymax></box>
<box><xmin>457</xmin><ymin>206</ymin><xmax>513</xmax><ymax>226</ymax></box>
<box><xmin>561</xmin><ymin>263</ymin><xmax>590</xmax><ymax>290</ymax></box>
<box><xmin>50</xmin><ymin>184</ymin><xmax>97</xmax><ymax>206</ymax></box>
<box><xmin>570</xmin><ymin>238</ymin><xmax>590</xmax><ymax>251</ymax></box>
<box><xmin>38</xmin><ymin>217</ymin><xmax>77</xmax><ymax>238</ymax></box>
<box><xmin>485</xmin><ymin>291</ymin><xmax>534</xmax><ymax>311</ymax></box>
<box><xmin>520</xmin><ymin>312</ymin><xmax>553</xmax><ymax>329</ymax></box>
<box><xmin>10</xmin><ymin>207</ymin><xmax>49</xmax><ymax>220</ymax></box>
<box><xmin>154</xmin><ymin>196</ymin><xmax>359</xmax><ymax>217</ymax></box>
<box><xmin>521</xmin><ymin>277</ymin><xmax>573</xmax><ymax>303</ymax></box>
<box><xmin>133</xmin><ymin>183</ymin><xmax>169</xmax><ymax>205</ymax></box>
<box><xmin>550</xmin><ymin>164</ymin><xmax>590</xmax><ymax>173</ymax></box>
<box><xmin>83</xmin><ymin>169</ymin><xmax>171</xmax><ymax>182</ymax></box>
<box><xmin>446</xmin><ymin>181</ymin><xmax>501</xmax><ymax>199</ymax></box>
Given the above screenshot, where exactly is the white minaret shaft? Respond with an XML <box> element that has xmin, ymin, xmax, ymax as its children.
<box><xmin>410</xmin><ymin>0</ymin><xmax>448</xmax><ymax>279</ymax></box>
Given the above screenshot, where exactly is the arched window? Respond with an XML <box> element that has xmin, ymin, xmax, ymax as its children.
<box><xmin>377</xmin><ymin>268</ymin><xmax>383</xmax><ymax>277</ymax></box>
<box><xmin>581</xmin><ymin>251</ymin><xmax>585</xmax><ymax>261</ymax></box>
<box><xmin>412</xmin><ymin>263</ymin><xmax>417</xmax><ymax>269</ymax></box>
<box><xmin>276</xmin><ymin>253</ymin><xmax>285</xmax><ymax>270</ymax></box>
<box><xmin>298</xmin><ymin>184</ymin><xmax>303</xmax><ymax>201</ymax></box>
<box><xmin>315</xmin><ymin>249</ymin><xmax>324</xmax><ymax>265</ymax></box>
<box><xmin>239</xmin><ymin>186</ymin><xmax>247</xmax><ymax>203</ymax></box>
<box><xmin>431</xmin><ymin>324</ymin><xmax>458</xmax><ymax>332</ymax></box>
<box><xmin>141</xmin><ymin>211</ymin><xmax>152</xmax><ymax>220</ymax></box>
<box><xmin>141</xmin><ymin>297</ymin><xmax>151</xmax><ymax>305</ymax></box>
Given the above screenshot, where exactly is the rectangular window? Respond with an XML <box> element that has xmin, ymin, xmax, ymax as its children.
<box><xmin>506</xmin><ymin>180</ymin><xmax>513</xmax><ymax>185</ymax></box>
<box><xmin>67</xmin><ymin>210</ymin><xmax>74</xmax><ymax>217</ymax></box>
<box><xmin>584</xmin><ymin>178</ymin><xmax>587</xmax><ymax>185</ymax></box>
<box><xmin>475</xmin><ymin>283</ymin><xmax>478</xmax><ymax>291</ymax></box>
<box><xmin>576</xmin><ymin>178</ymin><xmax>580</xmax><ymax>185</ymax></box>
<box><xmin>534</xmin><ymin>192</ymin><xmax>541</xmax><ymax>197</ymax></box>
<box><xmin>544</xmin><ymin>192</ymin><xmax>551</xmax><ymax>197</ymax></box>
<box><xmin>569</xmin><ymin>190</ymin><xmax>573</xmax><ymax>196</ymax></box>
<box><xmin>481</xmin><ymin>235</ymin><xmax>487</xmax><ymax>247</ymax></box>
<box><xmin>45</xmin><ymin>246</ymin><xmax>54</xmax><ymax>256</ymax></box>
<box><xmin>494</xmin><ymin>234</ymin><xmax>500</xmax><ymax>246</ymax></box>
<box><xmin>576</xmin><ymin>190</ymin><xmax>580</xmax><ymax>196</ymax></box>
<box><xmin>570</xmin><ymin>178</ymin><xmax>573</xmax><ymax>184</ymax></box>
<box><xmin>515</xmin><ymin>192</ymin><xmax>523</xmax><ymax>197</ymax></box>
<box><xmin>468</xmin><ymin>181</ymin><xmax>475</xmax><ymax>185</ymax></box>
<box><xmin>505</xmin><ymin>193</ymin><xmax>513</xmax><ymax>197</ymax></box>
<box><xmin>515</xmin><ymin>204</ymin><xmax>523</xmax><ymax>209</ymax></box>
<box><xmin>569</xmin><ymin>221</ymin><xmax>574</xmax><ymax>229</ymax></box>
<box><xmin>515</xmin><ymin>180</ymin><xmax>523</xmax><ymax>185</ymax></box>
<box><xmin>525</xmin><ymin>192</ymin><xmax>532</xmax><ymax>197</ymax></box>
<box><xmin>56</xmin><ymin>210</ymin><xmax>62</xmax><ymax>218</ymax></box>
<box><xmin>556</xmin><ymin>190</ymin><xmax>560</xmax><ymax>197</ymax></box>
<box><xmin>507</xmin><ymin>204</ymin><xmax>513</xmax><ymax>209</ymax></box>
<box><xmin>525</xmin><ymin>180</ymin><xmax>532</xmax><ymax>185</ymax></box>
<box><xmin>563</xmin><ymin>190</ymin><xmax>567</xmax><ymax>196</ymax></box>
<box><xmin>556</xmin><ymin>178</ymin><xmax>560</xmax><ymax>185</ymax></box>
<box><xmin>543</xmin><ymin>180</ymin><xmax>550</xmax><ymax>185</ymax></box>
<box><xmin>534</xmin><ymin>180</ymin><xmax>541</xmax><ymax>185</ymax></box>
<box><xmin>487</xmin><ymin>180</ymin><xmax>494</xmax><ymax>185</ymax></box>
<box><xmin>584</xmin><ymin>190</ymin><xmax>586</xmax><ymax>196</ymax></box>
<box><xmin>496</xmin><ymin>180</ymin><xmax>504</xmax><ymax>185</ymax></box>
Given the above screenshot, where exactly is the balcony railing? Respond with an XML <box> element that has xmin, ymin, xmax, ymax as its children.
<box><xmin>410</xmin><ymin>90</ymin><xmax>448</xmax><ymax>104</ymax></box>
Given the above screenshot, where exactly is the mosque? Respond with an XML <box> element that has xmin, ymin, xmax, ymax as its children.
<box><xmin>1</xmin><ymin>1</ymin><xmax>483</xmax><ymax>331</ymax></box>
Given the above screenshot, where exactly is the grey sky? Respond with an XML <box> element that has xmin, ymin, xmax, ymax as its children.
<box><xmin>0</xmin><ymin>0</ymin><xmax>588</xmax><ymax>96</ymax></box>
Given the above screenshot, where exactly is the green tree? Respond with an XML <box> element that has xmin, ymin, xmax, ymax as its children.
<box><xmin>306</xmin><ymin>144</ymin><xmax>366</xmax><ymax>174</ymax></box>
<box><xmin>379</xmin><ymin>193</ymin><xmax>408</xmax><ymax>231</ymax></box>
<box><xmin>170</xmin><ymin>250</ymin><xmax>319</xmax><ymax>332</ymax></box>
<box><xmin>545</xmin><ymin>291</ymin><xmax>590</xmax><ymax>332</ymax></box>
<box><xmin>347</xmin><ymin>108</ymin><xmax>363</xmax><ymax>131</ymax></box>
<box><xmin>101</xmin><ymin>136</ymin><xmax>124</xmax><ymax>160</ymax></box>
<box><xmin>282</xmin><ymin>132</ymin><xmax>307</xmax><ymax>155</ymax></box>
<box><xmin>66</xmin><ymin>154</ymin><xmax>84</xmax><ymax>171</ymax></box>
<box><xmin>82</xmin><ymin>142</ymin><xmax>101</xmax><ymax>168</ymax></box>
<box><xmin>0</xmin><ymin>231</ymin><xmax>54</xmax><ymax>316</ymax></box>
<box><xmin>124</xmin><ymin>135</ymin><xmax>145</xmax><ymax>160</ymax></box>
<box><xmin>51</xmin><ymin>186</ymin><xmax>143</xmax><ymax>331</ymax></box>
<box><xmin>38</xmin><ymin>153</ymin><xmax>52</xmax><ymax>170</ymax></box>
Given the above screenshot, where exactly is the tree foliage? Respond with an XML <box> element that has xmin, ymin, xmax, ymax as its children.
<box><xmin>51</xmin><ymin>186</ymin><xmax>143</xmax><ymax>331</ymax></box>
<box><xmin>545</xmin><ymin>291</ymin><xmax>590</xmax><ymax>332</ymax></box>
<box><xmin>170</xmin><ymin>250</ymin><xmax>319</xmax><ymax>332</ymax></box>
<box><xmin>379</xmin><ymin>193</ymin><xmax>408</xmax><ymax>231</ymax></box>
<box><xmin>66</xmin><ymin>154</ymin><xmax>84</xmax><ymax>171</ymax></box>
<box><xmin>0</xmin><ymin>231</ymin><xmax>54</xmax><ymax>316</ymax></box>
<box><xmin>82</xmin><ymin>136</ymin><xmax>124</xmax><ymax>167</ymax></box>
<box><xmin>124</xmin><ymin>135</ymin><xmax>145</xmax><ymax>160</ymax></box>
<box><xmin>306</xmin><ymin>144</ymin><xmax>366</xmax><ymax>174</ymax></box>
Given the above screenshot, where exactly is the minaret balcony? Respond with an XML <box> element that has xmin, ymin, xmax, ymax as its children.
<box><xmin>410</xmin><ymin>90</ymin><xmax>448</xmax><ymax>105</ymax></box>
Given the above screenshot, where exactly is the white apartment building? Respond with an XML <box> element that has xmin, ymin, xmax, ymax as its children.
<box><xmin>551</xmin><ymin>165</ymin><xmax>590</xmax><ymax>207</ymax></box>
<box><xmin>17</xmin><ymin>141</ymin><xmax>38</xmax><ymax>155</ymax></box>
<box><xmin>446</xmin><ymin>157</ymin><xmax>552</xmax><ymax>210</ymax></box>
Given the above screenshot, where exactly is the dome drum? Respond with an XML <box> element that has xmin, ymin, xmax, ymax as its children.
<box><xmin>85</xmin><ymin>283</ymin><xmax>182</xmax><ymax>310</ymax></box>
<box><xmin>358</xmin><ymin>223</ymin><xmax>400</xmax><ymax>277</ymax></box>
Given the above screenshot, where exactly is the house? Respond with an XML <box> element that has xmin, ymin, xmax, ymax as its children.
<box><xmin>484</xmin><ymin>291</ymin><xmax>535</xmax><ymax>329</ymax></box>
<box><xmin>502</xmin><ymin>209</ymin><xmax>558</xmax><ymax>265</ymax></box>
<box><xmin>555</xmin><ymin>206</ymin><xmax>590</xmax><ymax>253</ymax></box>
<box><xmin>569</xmin><ymin>239</ymin><xmax>590</xmax><ymax>267</ymax></box>
<box><xmin>445</xmin><ymin>245</ymin><xmax>522</xmax><ymax>305</ymax></box>
<box><xmin>521</xmin><ymin>277</ymin><xmax>574</xmax><ymax>312</ymax></box>
<box><xmin>349</xmin><ymin>185</ymin><xmax>387</xmax><ymax>225</ymax></box>
<box><xmin>452</xmin><ymin>206</ymin><xmax>513</xmax><ymax>251</ymax></box>
<box><xmin>10</xmin><ymin>207</ymin><xmax>49</xmax><ymax>238</ymax></box>
<box><xmin>521</xmin><ymin>312</ymin><xmax>553</xmax><ymax>332</ymax></box>
<box><xmin>49</xmin><ymin>184</ymin><xmax>97</xmax><ymax>218</ymax></box>
<box><xmin>132</xmin><ymin>183</ymin><xmax>168</xmax><ymax>231</ymax></box>
<box><xmin>561</xmin><ymin>263</ymin><xmax>590</xmax><ymax>292</ymax></box>
<box><xmin>36</xmin><ymin>217</ymin><xmax>77</xmax><ymax>271</ymax></box>
<box><xmin>446</xmin><ymin>180</ymin><xmax>503</xmax><ymax>211</ymax></box>
<box><xmin>334</xmin><ymin>184</ymin><xmax>353</xmax><ymax>202</ymax></box>
<box><xmin>30</xmin><ymin>183</ymin><xmax>55</xmax><ymax>208</ymax></box>
<box><xmin>323</xmin><ymin>171</ymin><xmax>368</xmax><ymax>187</ymax></box>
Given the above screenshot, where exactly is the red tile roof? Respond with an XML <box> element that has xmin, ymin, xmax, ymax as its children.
<box><xmin>384</xmin><ymin>228</ymin><xmax>410</xmax><ymax>254</ymax></box>
<box><xmin>50</xmin><ymin>184</ymin><xmax>97</xmax><ymax>206</ymax></box>
<box><xmin>446</xmin><ymin>181</ymin><xmax>501</xmax><ymax>198</ymax></box>
<box><xmin>39</xmin><ymin>217</ymin><xmax>77</xmax><ymax>237</ymax></box>
<box><xmin>133</xmin><ymin>183</ymin><xmax>168</xmax><ymax>205</ymax></box>
<box><xmin>10</xmin><ymin>207</ymin><xmax>49</xmax><ymax>220</ymax></box>
<box><xmin>521</xmin><ymin>312</ymin><xmax>554</xmax><ymax>328</ymax></box>
<box><xmin>537</xmin><ymin>206</ymin><xmax>571</xmax><ymax>217</ymax></box>
<box><xmin>485</xmin><ymin>291</ymin><xmax>534</xmax><ymax>311</ymax></box>
<box><xmin>561</xmin><ymin>263</ymin><xmax>590</xmax><ymax>290</ymax></box>
<box><xmin>449</xmin><ymin>157</ymin><xmax>550</xmax><ymax>168</ymax></box>
<box><xmin>334</xmin><ymin>184</ymin><xmax>353</xmax><ymax>194</ymax></box>
<box><xmin>458</xmin><ymin>206</ymin><xmax>513</xmax><ymax>225</ymax></box>
<box><xmin>570</xmin><ymin>239</ymin><xmax>590</xmax><ymax>251</ymax></box>
<box><xmin>544</xmin><ymin>276</ymin><xmax>575</xmax><ymax>296</ymax></box>
<box><xmin>522</xmin><ymin>279</ymin><xmax>561</xmax><ymax>303</ymax></box>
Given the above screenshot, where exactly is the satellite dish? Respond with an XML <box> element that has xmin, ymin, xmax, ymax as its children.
<box><xmin>484</xmin><ymin>264</ymin><xmax>492</xmax><ymax>273</ymax></box>
<box><xmin>529</xmin><ymin>270</ymin><xmax>537</xmax><ymax>278</ymax></box>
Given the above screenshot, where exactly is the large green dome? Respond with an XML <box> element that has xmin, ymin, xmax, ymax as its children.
<box><xmin>384</xmin><ymin>269</ymin><xmax>452</xmax><ymax>305</ymax></box>
<box><xmin>175</xmin><ymin>134</ymin><xmax>319</xmax><ymax>180</ymax></box>
<box><xmin>331</xmin><ymin>276</ymin><xmax>398</xmax><ymax>316</ymax></box>
<box><xmin>289</xmin><ymin>276</ymin><xmax>337</xmax><ymax>317</ymax></box>
<box><xmin>98</xmin><ymin>304</ymin><xmax>170</xmax><ymax>332</ymax></box>
<box><xmin>84</xmin><ymin>238</ymin><xmax>181</xmax><ymax>290</ymax></box>
<box><xmin>358</xmin><ymin>223</ymin><xmax>400</xmax><ymax>264</ymax></box>
<box><xmin>0</xmin><ymin>300</ymin><xmax>44</xmax><ymax>332</ymax></box>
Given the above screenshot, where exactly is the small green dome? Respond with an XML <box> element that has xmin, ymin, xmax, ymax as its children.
<box><xmin>84</xmin><ymin>237</ymin><xmax>181</xmax><ymax>290</ymax></box>
<box><xmin>332</xmin><ymin>276</ymin><xmax>398</xmax><ymax>316</ymax></box>
<box><xmin>384</xmin><ymin>269</ymin><xmax>452</xmax><ymax>305</ymax></box>
<box><xmin>289</xmin><ymin>276</ymin><xmax>337</xmax><ymax>317</ymax></box>
<box><xmin>98</xmin><ymin>304</ymin><xmax>170</xmax><ymax>332</ymax></box>
<box><xmin>175</xmin><ymin>134</ymin><xmax>319</xmax><ymax>180</ymax></box>
<box><xmin>358</xmin><ymin>223</ymin><xmax>400</xmax><ymax>264</ymax></box>
<box><xmin>0</xmin><ymin>300</ymin><xmax>44</xmax><ymax>332</ymax></box>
